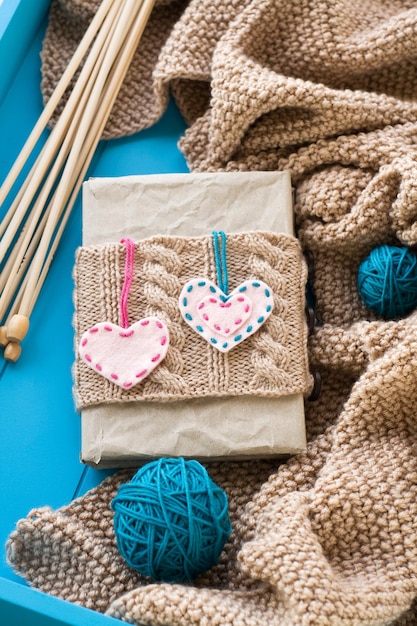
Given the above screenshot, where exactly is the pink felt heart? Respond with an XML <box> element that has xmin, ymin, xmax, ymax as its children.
<box><xmin>197</xmin><ymin>293</ymin><xmax>252</xmax><ymax>336</ymax></box>
<box><xmin>179</xmin><ymin>279</ymin><xmax>274</xmax><ymax>352</ymax></box>
<box><xmin>78</xmin><ymin>318</ymin><xmax>169</xmax><ymax>389</ymax></box>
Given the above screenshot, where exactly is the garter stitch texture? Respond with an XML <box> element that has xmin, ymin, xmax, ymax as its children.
<box><xmin>73</xmin><ymin>232</ymin><xmax>311</xmax><ymax>409</ymax></box>
<box><xmin>7</xmin><ymin>1</ymin><xmax>417</xmax><ymax>625</ymax></box>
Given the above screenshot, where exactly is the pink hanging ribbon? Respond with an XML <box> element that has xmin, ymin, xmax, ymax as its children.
<box><xmin>119</xmin><ymin>238</ymin><xmax>135</xmax><ymax>329</ymax></box>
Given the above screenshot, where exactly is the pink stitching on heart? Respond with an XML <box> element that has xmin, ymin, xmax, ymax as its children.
<box><xmin>119</xmin><ymin>329</ymin><xmax>134</xmax><ymax>337</ymax></box>
<box><xmin>178</xmin><ymin>278</ymin><xmax>274</xmax><ymax>353</ymax></box>
<box><xmin>79</xmin><ymin>318</ymin><xmax>170</xmax><ymax>389</ymax></box>
<box><xmin>197</xmin><ymin>293</ymin><xmax>252</xmax><ymax>337</ymax></box>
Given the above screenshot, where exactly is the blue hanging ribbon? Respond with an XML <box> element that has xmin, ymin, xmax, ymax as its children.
<box><xmin>212</xmin><ymin>231</ymin><xmax>228</xmax><ymax>295</ymax></box>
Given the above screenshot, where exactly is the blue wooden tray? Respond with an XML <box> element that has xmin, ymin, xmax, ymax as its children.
<box><xmin>0</xmin><ymin>1</ymin><xmax>188</xmax><ymax>623</ymax></box>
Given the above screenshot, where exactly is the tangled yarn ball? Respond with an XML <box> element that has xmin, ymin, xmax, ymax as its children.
<box><xmin>357</xmin><ymin>245</ymin><xmax>417</xmax><ymax>319</ymax></box>
<box><xmin>111</xmin><ymin>457</ymin><xmax>232</xmax><ymax>582</ymax></box>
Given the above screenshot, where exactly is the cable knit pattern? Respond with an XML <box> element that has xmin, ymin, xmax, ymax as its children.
<box><xmin>136</xmin><ymin>238</ymin><xmax>189</xmax><ymax>398</ymax></box>
<box><xmin>8</xmin><ymin>1</ymin><xmax>417</xmax><ymax>625</ymax></box>
<box><xmin>73</xmin><ymin>232</ymin><xmax>311</xmax><ymax>409</ymax></box>
<box><xmin>247</xmin><ymin>233</ymin><xmax>300</xmax><ymax>392</ymax></box>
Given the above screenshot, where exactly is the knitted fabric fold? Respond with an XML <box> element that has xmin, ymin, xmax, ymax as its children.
<box><xmin>8</xmin><ymin>1</ymin><xmax>417</xmax><ymax>624</ymax></box>
<box><xmin>6</xmin><ymin>462</ymin><xmax>277</xmax><ymax>613</ymax></box>
<box><xmin>73</xmin><ymin>232</ymin><xmax>311</xmax><ymax>409</ymax></box>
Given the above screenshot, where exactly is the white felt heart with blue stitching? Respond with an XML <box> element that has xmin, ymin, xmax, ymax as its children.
<box><xmin>179</xmin><ymin>278</ymin><xmax>274</xmax><ymax>352</ymax></box>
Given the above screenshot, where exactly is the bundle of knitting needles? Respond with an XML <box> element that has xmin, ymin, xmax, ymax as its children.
<box><xmin>0</xmin><ymin>0</ymin><xmax>156</xmax><ymax>362</ymax></box>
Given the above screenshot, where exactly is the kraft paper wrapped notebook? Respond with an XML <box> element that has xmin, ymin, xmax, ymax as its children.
<box><xmin>74</xmin><ymin>171</ymin><xmax>312</xmax><ymax>467</ymax></box>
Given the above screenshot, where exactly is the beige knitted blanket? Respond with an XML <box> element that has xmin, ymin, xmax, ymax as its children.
<box><xmin>7</xmin><ymin>1</ymin><xmax>417</xmax><ymax>624</ymax></box>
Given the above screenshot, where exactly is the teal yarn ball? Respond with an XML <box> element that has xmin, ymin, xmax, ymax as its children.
<box><xmin>111</xmin><ymin>458</ymin><xmax>232</xmax><ymax>583</ymax></box>
<box><xmin>357</xmin><ymin>245</ymin><xmax>417</xmax><ymax>319</ymax></box>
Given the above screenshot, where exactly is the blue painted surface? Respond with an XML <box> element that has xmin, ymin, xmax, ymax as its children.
<box><xmin>0</xmin><ymin>2</ymin><xmax>188</xmax><ymax>624</ymax></box>
<box><xmin>0</xmin><ymin>0</ymin><xmax>51</xmax><ymax>105</ymax></box>
<box><xmin>0</xmin><ymin>579</ymin><xmax>122</xmax><ymax>626</ymax></box>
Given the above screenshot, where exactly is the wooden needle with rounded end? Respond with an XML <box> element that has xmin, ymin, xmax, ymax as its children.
<box><xmin>1</xmin><ymin>0</ymin><xmax>157</xmax><ymax>361</ymax></box>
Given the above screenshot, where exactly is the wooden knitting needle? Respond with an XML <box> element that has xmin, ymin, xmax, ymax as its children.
<box><xmin>0</xmin><ymin>201</ymin><xmax>47</xmax><ymax>319</ymax></box>
<box><xmin>28</xmin><ymin>2</ymin><xmax>154</xmax><ymax>315</ymax></box>
<box><xmin>0</xmin><ymin>0</ymin><xmax>116</xmax><ymax>218</ymax></box>
<box><xmin>0</xmin><ymin>1</ymin><xmax>126</xmax><ymax>269</ymax></box>
<box><xmin>0</xmin><ymin>0</ymin><xmax>125</xmax><ymax>262</ymax></box>
<box><xmin>17</xmin><ymin>0</ymin><xmax>143</xmax><ymax>316</ymax></box>
<box><xmin>2</xmin><ymin>280</ymin><xmax>26</xmax><ymax>362</ymax></box>
<box><xmin>0</xmin><ymin>0</ymin><xmax>126</xmax><ymax>258</ymax></box>
<box><xmin>0</xmin><ymin>0</ymin><xmax>128</xmax><ymax>324</ymax></box>
<box><xmin>3</xmin><ymin>0</ymin><xmax>157</xmax><ymax>360</ymax></box>
<box><xmin>26</xmin><ymin>0</ymin><xmax>158</xmax><ymax>321</ymax></box>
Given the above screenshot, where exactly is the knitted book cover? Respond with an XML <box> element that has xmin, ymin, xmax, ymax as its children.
<box><xmin>74</xmin><ymin>171</ymin><xmax>313</xmax><ymax>466</ymax></box>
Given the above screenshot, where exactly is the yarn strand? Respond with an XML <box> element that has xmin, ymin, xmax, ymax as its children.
<box><xmin>212</xmin><ymin>231</ymin><xmax>228</xmax><ymax>294</ymax></box>
<box><xmin>119</xmin><ymin>238</ymin><xmax>135</xmax><ymax>328</ymax></box>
